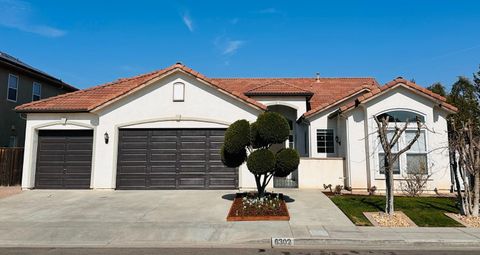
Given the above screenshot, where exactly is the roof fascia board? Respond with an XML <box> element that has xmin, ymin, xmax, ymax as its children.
<box><xmin>90</xmin><ymin>68</ymin><xmax>265</xmax><ymax>114</ymax></box>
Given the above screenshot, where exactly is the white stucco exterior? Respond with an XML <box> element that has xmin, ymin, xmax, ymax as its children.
<box><xmin>20</xmin><ymin>71</ymin><xmax>454</xmax><ymax>194</ymax></box>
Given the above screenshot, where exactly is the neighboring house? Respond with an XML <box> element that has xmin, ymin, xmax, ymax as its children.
<box><xmin>16</xmin><ymin>63</ymin><xmax>456</xmax><ymax>193</ymax></box>
<box><xmin>0</xmin><ymin>51</ymin><xmax>77</xmax><ymax>147</ymax></box>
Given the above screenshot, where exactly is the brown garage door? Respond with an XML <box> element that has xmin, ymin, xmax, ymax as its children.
<box><xmin>35</xmin><ymin>130</ymin><xmax>93</xmax><ymax>189</ymax></box>
<box><xmin>116</xmin><ymin>129</ymin><xmax>238</xmax><ymax>189</ymax></box>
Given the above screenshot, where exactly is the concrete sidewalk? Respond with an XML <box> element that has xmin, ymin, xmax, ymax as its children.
<box><xmin>0</xmin><ymin>189</ymin><xmax>479</xmax><ymax>250</ymax></box>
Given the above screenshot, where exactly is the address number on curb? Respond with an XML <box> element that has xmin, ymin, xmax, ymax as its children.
<box><xmin>271</xmin><ymin>237</ymin><xmax>294</xmax><ymax>247</ymax></box>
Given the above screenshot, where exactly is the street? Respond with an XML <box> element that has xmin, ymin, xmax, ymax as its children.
<box><xmin>0</xmin><ymin>248</ymin><xmax>479</xmax><ymax>255</ymax></box>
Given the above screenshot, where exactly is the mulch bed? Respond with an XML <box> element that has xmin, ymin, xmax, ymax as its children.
<box><xmin>363</xmin><ymin>211</ymin><xmax>417</xmax><ymax>227</ymax></box>
<box><xmin>226</xmin><ymin>192</ymin><xmax>290</xmax><ymax>221</ymax></box>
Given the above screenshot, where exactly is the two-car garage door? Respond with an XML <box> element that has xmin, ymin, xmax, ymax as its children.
<box><xmin>34</xmin><ymin>128</ymin><xmax>237</xmax><ymax>190</ymax></box>
<box><xmin>116</xmin><ymin>129</ymin><xmax>238</xmax><ymax>189</ymax></box>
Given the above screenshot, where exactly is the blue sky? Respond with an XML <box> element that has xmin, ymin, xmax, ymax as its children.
<box><xmin>0</xmin><ymin>0</ymin><xmax>479</xmax><ymax>90</ymax></box>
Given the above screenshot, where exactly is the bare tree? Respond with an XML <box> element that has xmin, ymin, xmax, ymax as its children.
<box><xmin>451</xmin><ymin>119</ymin><xmax>480</xmax><ymax>216</ymax></box>
<box><xmin>374</xmin><ymin>116</ymin><xmax>422</xmax><ymax>215</ymax></box>
<box><xmin>400</xmin><ymin>164</ymin><xmax>433</xmax><ymax>197</ymax></box>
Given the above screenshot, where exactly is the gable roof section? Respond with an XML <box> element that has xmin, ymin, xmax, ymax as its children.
<box><xmin>337</xmin><ymin>77</ymin><xmax>458</xmax><ymax>114</ymax></box>
<box><xmin>244</xmin><ymin>80</ymin><xmax>314</xmax><ymax>97</ymax></box>
<box><xmin>15</xmin><ymin>63</ymin><xmax>267</xmax><ymax>113</ymax></box>
<box><xmin>212</xmin><ymin>77</ymin><xmax>379</xmax><ymax>117</ymax></box>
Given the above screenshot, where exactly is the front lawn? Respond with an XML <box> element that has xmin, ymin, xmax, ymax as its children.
<box><xmin>330</xmin><ymin>195</ymin><xmax>463</xmax><ymax>227</ymax></box>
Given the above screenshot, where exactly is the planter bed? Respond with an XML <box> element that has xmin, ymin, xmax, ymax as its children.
<box><xmin>226</xmin><ymin>192</ymin><xmax>290</xmax><ymax>221</ymax></box>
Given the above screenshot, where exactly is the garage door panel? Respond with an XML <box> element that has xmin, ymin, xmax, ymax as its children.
<box><xmin>150</xmin><ymin>152</ymin><xmax>176</xmax><ymax>161</ymax></box>
<box><xmin>117</xmin><ymin>129</ymin><xmax>237</xmax><ymax>190</ymax></box>
<box><xmin>148</xmin><ymin>176</ymin><xmax>177</xmax><ymax>188</ymax></box>
<box><xmin>150</xmin><ymin>141</ymin><xmax>177</xmax><ymax>149</ymax></box>
<box><xmin>36</xmin><ymin>166</ymin><xmax>64</xmax><ymax>174</ymax></box>
<box><xmin>35</xmin><ymin>130</ymin><xmax>93</xmax><ymax>189</ymax></box>
<box><xmin>178</xmin><ymin>177</ymin><xmax>205</xmax><ymax>188</ymax></box>
<box><xmin>118</xmin><ymin>166</ymin><xmax>147</xmax><ymax>174</ymax></box>
<box><xmin>150</xmin><ymin>166</ymin><xmax>176</xmax><ymax>174</ymax></box>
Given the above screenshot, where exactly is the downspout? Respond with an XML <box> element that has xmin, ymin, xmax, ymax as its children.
<box><xmin>360</xmin><ymin>104</ymin><xmax>372</xmax><ymax>190</ymax></box>
<box><xmin>343</xmin><ymin>114</ymin><xmax>352</xmax><ymax>188</ymax></box>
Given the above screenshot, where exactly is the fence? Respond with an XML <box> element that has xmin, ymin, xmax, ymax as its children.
<box><xmin>0</xmin><ymin>148</ymin><xmax>24</xmax><ymax>186</ymax></box>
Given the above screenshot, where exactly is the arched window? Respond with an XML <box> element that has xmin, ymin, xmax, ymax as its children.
<box><xmin>376</xmin><ymin>110</ymin><xmax>425</xmax><ymax>123</ymax></box>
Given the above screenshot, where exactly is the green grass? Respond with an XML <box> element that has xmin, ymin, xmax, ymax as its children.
<box><xmin>329</xmin><ymin>195</ymin><xmax>463</xmax><ymax>227</ymax></box>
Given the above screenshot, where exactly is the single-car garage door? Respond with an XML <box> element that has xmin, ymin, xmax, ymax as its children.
<box><xmin>35</xmin><ymin>130</ymin><xmax>93</xmax><ymax>189</ymax></box>
<box><xmin>116</xmin><ymin>129</ymin><xmax>238</xmax><ymax>189</ymax></box>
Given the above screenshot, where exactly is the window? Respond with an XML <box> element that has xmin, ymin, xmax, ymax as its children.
<box><xmin>378</xmin><ymin>153</ymin><xmax>400</xmax><ymax>175</ymax></box>
<box><xmin>7</xmin><ymin>74</ymin><xmax>18</xmax><ymax>102</ymax></box>
<box><xmin>32</xmin><ymin>82</ymin><xmax>41</xmax><ymax>101</ymax></box>
<box><xmin>173</xmin><ymin>82</ymin><xmax>185</xmax><ymax>101</ymax></box>
<box><xmin>317</xmin><ymin>129</ymin><xmax>334</xmax><ymax>153</ymax></box>
<box><xmin>376</xmin><ymin>110</ymin><xmax>425</xmax><ymax>123</ymax></box>
<box><xmin>377</xmin><ymin>129</ymin><xmax>428</xmax><ymax>177</ymax></box>
<box><xmin>405</xmin><ymin>130</ymin><xmax>427</xmax><ymax>174</ymax></box>
<box><xmin>378</xmin><ymin>131</ymin><xmax>400</xmax><ymax>174</ymax></box>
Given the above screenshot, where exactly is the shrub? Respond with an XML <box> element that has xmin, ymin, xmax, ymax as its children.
<box><xmin>221</xmin><ymin>146</ymin><xmax>247</xmax><ymax>168</ymax></box>
<box><xmin>274</xmin><ymin>148</ymin><xmax>300</xmax><ymax>177</ymax></box>
<box><xmin>223</xmin><ymin>119</ymin><xmax>250</xmax><ymax>153</ymax></box>
<box><xmin>247</xmin><ymin>149</ymin><xmax>275</xmax><ymax>175</ymax></box>
<box><xmin>255</xmin><ymin>112</ymin><xmax>290</xmax><ymax>145</ymax></box>
<box><xmin>250</xmin><ymin>122</ymin><xmax>268</xmax><ymax>149</ymax></box>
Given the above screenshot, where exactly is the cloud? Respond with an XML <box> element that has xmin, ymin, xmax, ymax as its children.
<box><xmin>214</xmin><ymin>36</ymin><xmax>246</xmax><ymax>57</ymax></box>
<box><xmin>223</xmin><ymin>40</ymin><xmax>245</xmax><ymax>55</ymax></box>
<box><xmin>181</xmin><ymin>11</ymin><xmax>194</xmax><ymax>32</ymax></box>
<box><xmin>0</xmin><ymin>0</ymin><xmax>66</xmax><ymax>37</ymax></box>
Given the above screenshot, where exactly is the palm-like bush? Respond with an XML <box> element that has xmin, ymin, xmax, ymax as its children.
<box><xmin>221</xmin><ymin>112</ymin><xmax>300</xmax><ymax>197</ymax></box>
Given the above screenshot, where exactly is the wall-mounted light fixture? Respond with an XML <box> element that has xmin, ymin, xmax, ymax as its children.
<box><xmin>335</xmin><ymin>136</ymin><xmax>341</xmax><ymax>146</ymax></box>
<box><xmin>104</xmin><ymin>132</ymin><xmax>109</xmax><ymax>144</ymax></box>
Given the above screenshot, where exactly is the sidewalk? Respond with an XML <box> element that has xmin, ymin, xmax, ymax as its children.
<box><xmin>0</xmin><ymin>189</ymin><xmax>479</xmax><ymax>250</ymax></box>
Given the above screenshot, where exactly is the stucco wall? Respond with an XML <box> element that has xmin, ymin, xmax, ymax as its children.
<box><xmin>344</xmin><ymin>85</ymin><xmax>452</xmax><ymax>192</ymax></box>
<box><xmin>21</xmin><ymin>72</ymin><xmax>262</xmax><ymax>189</ymax></box>
<box><xmin>298</xmin><ymin>157</ymin><xmax>344</xmax><ymax>188</ymax></box>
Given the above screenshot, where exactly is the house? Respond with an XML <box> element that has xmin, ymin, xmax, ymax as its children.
<box><xmin>0</xmin><ymin>51</ymin><xmax>77</xmax><ymax>147</ymax></box>
<box><xmin>15</xmin><ymin>63</ymin><xmax>456</xmax><ymax>192</ymax></box>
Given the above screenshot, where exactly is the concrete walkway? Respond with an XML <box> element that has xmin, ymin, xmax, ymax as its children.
<box><xmin>1</xmin><ymin>189</ymin><xmax>480</xmax><ymax>249</ymax></box>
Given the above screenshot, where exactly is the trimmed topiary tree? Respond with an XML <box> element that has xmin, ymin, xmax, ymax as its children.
<box><xmin>221</xmin><ymin>112</ymin><xmax>300</xmax><ymax>197</ymax></box>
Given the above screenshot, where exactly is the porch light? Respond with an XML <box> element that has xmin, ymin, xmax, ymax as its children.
<box><xmin>335</xmin><ymin>136</ymin><xmax>341</xmax><ymax>146</ymax></box>
<box><xmin>104</xmin><ymin>132</ymin><xmax>109</xmax><ymax>144</ymax></box>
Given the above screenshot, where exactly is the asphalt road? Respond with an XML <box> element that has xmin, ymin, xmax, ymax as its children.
<box><xmin>0</xmin><ymin>248</ymin><xmax>479</xmax><ymax>255</ymax></box>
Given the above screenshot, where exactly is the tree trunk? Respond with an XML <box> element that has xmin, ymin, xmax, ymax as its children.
<box><xmin>473</xmin><ymin>173</ymin><xmax>480</xmax><ymax>217</ymax></box>
<box><xmin>254</xmin><ymin>174</ymin><xmax>265</xmax><ymax>197</ymax></box>
<box><xmin>385</xmin><ymin>157</ymin><xmax>394</xmax><ymax>215</ymax></box>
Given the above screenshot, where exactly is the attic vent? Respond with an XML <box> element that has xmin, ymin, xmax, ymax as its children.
<box><xmin>316</xmin><ymin>72</ymin><xmax>320</xmax><ymax>82</ymax></box>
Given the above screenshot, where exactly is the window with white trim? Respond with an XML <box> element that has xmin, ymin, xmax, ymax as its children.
<box><xmin>405</xmin><ymin>130</ymin><xmax>427</xmax><ymax>174</ymax></box>
<box><xmin>317</xmin><ymin>129</ymin><xmax>334</xmax><ymax>153</ymax></box>
<box><xmin>7</xmin><ymin>74</ymin><xmax>18</xmax><ymax>102</ymax></box>
<box><xmin>378</xmin><ymin>131</ymin><xmax>400</xmax><ymax>175</ymax></box>
<box><xmin>173</xmin><ymin>82</ymin><xmax>185</xmax><ymax>101</ymax></box>
<box><xmin>32</xmin><ymin>82</ymin><xmax>41</xmax><ymax>101</ymax></box>
<box><xmin>376</xmin><ymin>111</ymin><xmax>428</xmax><ymax>177</ymax></box>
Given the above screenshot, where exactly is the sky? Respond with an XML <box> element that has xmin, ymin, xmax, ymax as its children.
<box><xmin>0</xmin><ymin>0</ymin><xmax>479</xmax><ymax>90</ymax></box>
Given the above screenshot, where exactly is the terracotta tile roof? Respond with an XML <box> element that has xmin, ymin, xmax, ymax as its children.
<box><xmin>15</xmin><ymin>63</ymin><xmax>267</xmax><ymax>113</ymax></box>
<box><xmin>244</xmin><ymin>80</ymin><xmax>314</xmax><ymax>97</ymax></box>
<box><xmin>338</xmin><ymin>77</ymin><xmax>458</xmax><ymax>113</ymax></box>
<box><xmin>21</xmin><ymin>63</ymin><xmax>433</xmax><ymax>116</ymax></box>
<box><xmin>212</xmin><ymin>77</ymin><xmax>379</xmax><ymax>117</ymax></box>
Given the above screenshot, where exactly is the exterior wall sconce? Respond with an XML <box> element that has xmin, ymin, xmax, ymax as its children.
<box><xmin>104</xmin><ymin>132</ymin><xmax>109</xmax><ymax>144</ymax></box>
<box><xmin>335</xmin><ymin>136</ymin><xmax>341</xmax><ymax>146</ymax></box>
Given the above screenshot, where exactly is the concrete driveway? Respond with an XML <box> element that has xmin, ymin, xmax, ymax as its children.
<box><xmin>0</xmin><ymin>189</ymin><xmax>353</xmax><ymax>247</ymax></box>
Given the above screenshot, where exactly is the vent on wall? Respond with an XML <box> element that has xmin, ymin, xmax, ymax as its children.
<box><xmin>173</xmin><ymin>82</ymin><xmax>185</xmax><ymax>102</ymax></box>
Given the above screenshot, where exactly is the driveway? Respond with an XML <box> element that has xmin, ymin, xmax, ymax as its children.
<box><xmin>0</xmin><ymin>189</ymin><xmax>353</xmax><ymax>247</ymax></box>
